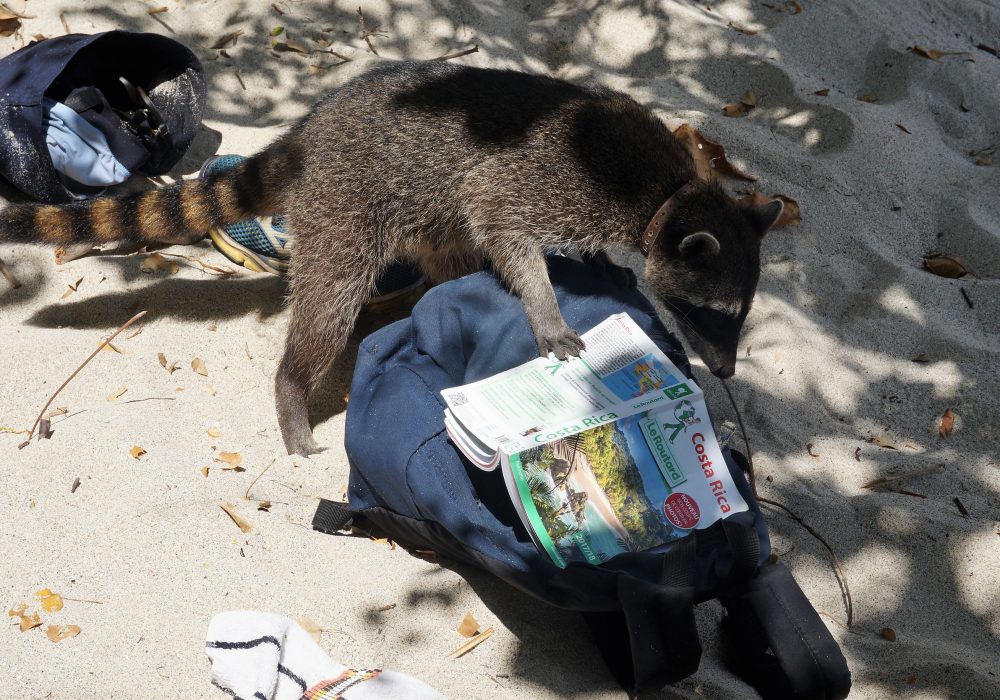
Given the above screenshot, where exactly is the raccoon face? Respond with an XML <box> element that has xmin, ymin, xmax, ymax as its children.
<box><xmin>643</xmin><ymin>182</ymin><xmax>782</xmax><ymax>378</ymax></box>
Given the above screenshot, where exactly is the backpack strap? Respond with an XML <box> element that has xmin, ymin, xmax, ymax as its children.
<box><xmin>720</xmin><ymin>561</ymin><xmax>851</xmax><ymax>700</ymax></box>
<box><xmin>312</xmin><ymin>499</ymin><xmax>355</xmax><ymax>535</ymax></box>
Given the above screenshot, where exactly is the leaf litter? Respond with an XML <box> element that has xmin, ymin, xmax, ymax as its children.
<box><xmin>220</xmin><ymin>502</ymin><xmax>252</xmax><ymax>533</ymax></box>
<box><xmin>922</xmin><ymin>252</ymin><xmax>967</xmax><ymax>278</ymax></box>
<box><xmin>938</xmin><ymin>408</ymin><xmax>955</xmax><ymax>438</ymax></box>
<box><xmin>723</xmin><ymin>90</ymin><xmax>757</xmax><ymax>118</ymax></box>
<box><xmin>672</xmin><ymin>124</ymin><xmax>757</xmax><ymax>182</ymax></box>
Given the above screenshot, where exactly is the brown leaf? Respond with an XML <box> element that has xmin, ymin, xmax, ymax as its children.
<box><xmin>854</xmin><ymin>447</ymin><xmax>861</xmax><ymax>462</ymax></box>
<box><xmin>377</xmin><ymin>603</ymin><xmax>397</xmax><ymax>612</ymax></box>
<box><xmin>147</xmin><ymin>6</ymin><xmax>168</xmax><ymax>14</ymax></box>
<box><xmin>723</xmin><ymin>102</ymin><xmax>751</xmax><ymax>118</ymax></box>
<box><xmin>191</xmin><ymin>357</ymin><xmax>209</xmax><ymax>376</ymax></box>
<box><xmin>974</xmin><ymin>157</ymin><xmax>993</xmax><ymax>166</ymax></box>
<box><xmin>880</xmin><ymin>627</ymin><xmax>897</xmax><ymax>642</ymax></box>
<box><xmin>220</xmin><ymin>502</ymin><xmax>252</xmax><ymax>533</ymax></box>
<box><xmin>38</xmin><ymin>418</ymin><xmax>52</xmax><ymax>440</ymax></box>
<box><xmin>297</xmin><ymin>616</ymin><xmax>321</xmax><ymax>642</ymax></box>
<box><xmin>210</xmin><ymin>29</ymin><xmax>244</xmax><ymax>50</ymax></box>
<box><xmin>35</xmin><ymin>589</ymin><xmax>63</xmax><ymax>613</ymax></box>
<box><xmin>449</xmin><ymin>626</ymin><xmax>495</xmax><ymax>658</ymax></box>
<box><xmin>922</xmin><ymin>252</ymin><xmax>967</xmax><ymax>278</ymax></box>
<box><xmin>895</xmin><ymin>123</ymin><xmax>911</xmax><ymax>134</ymax></box>
<box><xmin>868</xmin><ymin>433</ymin><xmax>898</xmax><ymax>450</ymax></box>
<box><xmin>139</xmin><ymin>253</ymin><xmax>180</xmax><ymax>274</ymax></box>
<box><xmin>218</xmin><ymin>451</ymin><xmax>242</xmax><ymax>467</ymax></box>
<box><xmin>740</xmin><ymin>90</ymin><xmax>758</xmax><ymax>107</ymax></box>
<box><xmin>257</xmin><ymin>500</ymin><xmax>272</xmax><ymax>511</ymax></box>
<box><xmin>728</xmin><ymin>21</ymin><xmax>757</xmax><ymax>36</ymax></box>
<box><xmin>938</xmin><ymin>408</ymin><xmax>954</xmax><ymax>438</ymax></box>
<box><xmin>61</xmin><ymin>277</ymin><xmax>84</xmax><ymax>299</ymax></box>
<box><xmin>859</xmin><ymin>94</ymin><xmax>878</xmax><ymax>103</ymax></box>
<box><xmin>130</xmin><ymin>445</ymin><xmax>146</xmax><ymax>460</ymax></box>
<box><xmin>0</xmin><ymin>18</ymin><xmax>20</xmax><ymax>37</ymax></box>
<box><xmin>786</xmin><ymin>0</ymin><xmax>802</xmax><ymax>13</ymax></box>
<box><xmin>200</xmin><ymin>466</ymin><xmax>210</xmax><ymax>478</ymax></box>
<box><xmin>911</xmin><ymin>353</ymin><xmax>930</xmax><ymax>363</ymax></box>
<box><xmin>910</xmin><ymin>46</ymin><xmax>963</xmax><ymax>61</ymax></box>
<box><xmin>272</xmin><ymin>35</ymin><xmax>311</xmax><ymax>54</ymax></box>
<box><xmin>45</xmin><ymin>624</ymin><xmax>81</xmax><ymax>642</ymax></box>
<box><xmin>457</xmin><ymin>612</ymin><xmax>481</xmax><ymax>638</ymax></box>
<box><xmin>672</xmin><ymin>124</ymin><xmax>757</xmax><ymax>182</ymax></box>
<box><xmin>158</xmin><ymin>352</ymin><xmax>180</xmax><ymax>374</ymax></box>
<box><xmin>8</xmin><ymin>604</ymin><xmax>42</xmax><ymax>632</ymax></box>
<box><xmin>207</xmin><ymin>427</ymin><xmax>222</xmax><ymax>438</ymax></box>
<box><xmin>813</xmin><ymin>88</ymin><xmax>830</xmax><ymax>96</ymax></box>
<box><xmin>806</xmin><ymin>443</ymin><xmax>819</xmax><ymax>458</ymax></box>
<box><xmin>106</xmin><ymin>385</ymin><xmax>128</xmax><ymax>402</ymax></box>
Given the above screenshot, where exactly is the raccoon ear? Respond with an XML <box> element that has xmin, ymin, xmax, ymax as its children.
<box><xmin>678</xmin><ymin>231</ymin><xmax>720</xmax><ymax>258</ymax></box>
<box><xmin>746</xmin><ymin>199</ymin><xmax>784</xmax><ymax>234</ymax></box>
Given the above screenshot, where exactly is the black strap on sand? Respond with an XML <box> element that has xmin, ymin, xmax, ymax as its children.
<box><xmin>312</xmin><ymin>499</ymin><xmax>355</xmax><ymax>534</ymax></box>
<box><xmin>720</xmin><ymin>561</ymin><xmax>852</xmax><ymax>699</ymax></box>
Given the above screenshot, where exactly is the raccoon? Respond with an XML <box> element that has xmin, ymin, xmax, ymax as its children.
<box><xmin>0</xmin><ymin>60</ymin><xmax>781</xmax><ymax>456</ymax></box>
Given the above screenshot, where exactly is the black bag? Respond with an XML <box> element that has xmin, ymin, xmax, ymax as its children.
<box><xmin>317</xmin><ymin>256</ymin><xmax>851</xmax><ymax>698</ymax></box>
<box><xmin>0</xmin><ymin>30</ymin><xmax>206</xmax><ymax>201</ymax></box>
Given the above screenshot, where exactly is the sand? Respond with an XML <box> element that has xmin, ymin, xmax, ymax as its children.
<box><xmin>2</xmin><ymin>1</ymin><xmax>998</xmax><ymax>698</ymax></box>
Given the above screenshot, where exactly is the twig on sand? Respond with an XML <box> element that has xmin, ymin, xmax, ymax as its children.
<box><xmin>433</xmin><ymin>45</ymin><xmax>478</xmax><ymax>62</ymax></box>
<box><xmin>861</xmin><ymin>463</ymin><xmax>944</xmax><ymax>490</ymax></box>
<box><xmin>18</xmin><ymin>311</ymin><xmax>148</xmax><ymax>449</ymax></box>
<box><xmin>357</xmin><ymin>6</ymin><xmax>386</xmax><ymax>55</ymax></box>
<box><xmin>0</xmin><ymin>256</ymin><xmax>21</xmax><ymax>289</ymax></box>
<box><xmin>721</xmin><ymin>378</ymin><xmax>853</xmax><ymax>627</ymax></box>
<box><xmin>245</xmin><ymin>458</ymin><xmax>277</xmax><ymax>500</ymax></box>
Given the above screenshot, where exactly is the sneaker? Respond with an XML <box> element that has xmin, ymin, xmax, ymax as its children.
<box><xmin>199</xmin><ymin>154</ymin><xmax>293</xmax><ymax>275</ymax></box>
<box><xmin>198</xmin><ymin>155</ymin><xmax>426</xmax><ymax>305</ymax></box>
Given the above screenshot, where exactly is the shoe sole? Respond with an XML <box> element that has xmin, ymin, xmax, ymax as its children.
<box><xmin>207</xmin><ymin>226</ymin><xmax>285</xmax><ymax>276</ymax></box>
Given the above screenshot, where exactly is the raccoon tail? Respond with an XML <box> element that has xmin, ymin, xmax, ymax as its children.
<box><xmin>0</xmin><ymin>138</ymin><xmax>302</xmax><ymax>248</ymax></box>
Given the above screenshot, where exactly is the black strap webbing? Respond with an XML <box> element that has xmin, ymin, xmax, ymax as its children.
<box><xmin>312</xmin><ymin>499</ymin><xmax>355</xmax><ymax>534</ymax></box>
<box><xmin>721</xmin><ymin>561</ymin><xmax>851</xmax><ymax>700</ymax></box>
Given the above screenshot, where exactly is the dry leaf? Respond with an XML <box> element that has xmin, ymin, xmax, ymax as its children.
<box><xmin>272</xmin><ymin>36</ymin><xmax>311</xmax><ymax>53</ymax></box>
<box><xmin>130</xmin><ymin>445</ymin><xmax>146</xmax><ymax>459</ymax></box>
<box><xmin>859</xmin><ymin>94</ymin><xmax>878</xmax><ymax>103</ymax></box>
<box><xmin>880</xmin><ymin>627</ymin><xmax>897</xmax><ymax>642</ymax></box>
<box><xmin>813</xmin><ymin>88</ymin><xmax>830</xmax><ymax>96</ymax></box>
<box><xmin>220</xmin><ymin>502</ymin><xmax>252</xmax><ymax>533</ymax></box>
<box><xmin>786</xmin><ymin>0</ymin><xmax>802</xmax><ymax>12</ymax></box>
<box><xmin>257</xmin><ymin>500</ymin><xmax>272</xmax><ymax>511</ymax></box>
<box><xmin>204</xmin><ymin>385</ymin><xmax>218</xmax><ymax>396</ymax></box>
<box><xmin>191</xmin><ymin>357</ymin><xmax>209</xmax><ymax>376</ymax></box>
<box><xmin>911</xmin><ymin>353</ymin><xmax>930</xmax><ymax>363</ymax></box>
<box><xmin>200</xmin><ymin>466</ymin><xmax>210</xmax><ymax>478</ymax></box>
<box><xmin>46</xmin><ymin>624</ymin><xmax>81</xmax><ymax>642</ymax></box>
<box><xmin>974</xmin><ymin>157</ymin><xmax>993</xmax><ymax>166</ymax></box>
<box><xmin>218</xmin><ymin>451</ymin><xmax>242</xmax><ymax>467</ymax></box>
<box><xmin>806</xmin><ymin>443</ymin><xmax>819</xmax><ymax>458</ymax></box>
<box><xmin>377</xmin><ymin>603</ymin><xmax>397</xmax><ymax>612</ymax></box>
<box><xmin>922</xmin><ymin>252</ymin><xmax>967</xmax><ymax>278</ymax></box>
<box><xmin>35</xmin><ymin>589</ymin><xmax>63</xmax><ymax>613</ymax></box>
<box><xmin>61</xmin><ymin>277</ymin><xmax>84</xmax><ymax>299</ymax></box>
<box><xmin>307</xmin><ymin>64</ymin><xmax>328</xmax><ymax>76</ymax></box>
<box><xmin>672</xmin><ymin>124</ymin><xmax>757</xmax><ymax>182</ymax></box>
<box><xmin>140</xmin><ymin>253</ymin><xmax>180</xmax><ymax>274</ymax></box>
<box><xmin>38</xmin><ymin>418</ymin><xmax>52</xmax><ymax>440</ymax></box>
<box><xmin>457</xmin><ymin>612</ymin><xmax>481</xmax><ymax>638</ymax></box>
<box><xmin>210</xmin><ymin>29</ymin><xmax>244</xmax><ymax>50</ymax></box>
<box><xmin>147</xmin><ymin>6</ymin><xmax>168</xmax><ymax>14</ymax></box>
<box><xmin>723</xmin><ymin>102</ymin><xmax>751</xmax><ymax>118</ymax></box>
<box><xmin>297</xmin><ymin>616</ymin><xmax>321</xmax><ymax>642</ymax></box>
<box><xmin>910</xmin><ymin>46</ymin><xmax>963</xmax><ymax>61</ymax></box>
<box><xmin>207</xmin><ymin>427</ymin><xmax>222</xmax><ymax>438</ymax></box>
<box><xmin>158</xmin><ymin>352</ymin><xmax>180</xmax><ymax>374</ymax></box>
<box><xmin>938</xmin><ymin>408</ymin><xmax>955</xmax><ymax>438</ymax></box>
<box><xmin>106</xmin><ymin>385</ymin><xmax>128</xmax><ymax>401</ymax></box>
<box><xmin>0</xmin><ymin>18</ymin><xmax>20</xmax><ymax>36</ymax></box>
<box><xmin>854</xmin><ymin>447</ymin><xmax>861</xmax><ymax>462</ymax></box>
<box><xmin>868</xmin><ymin>433</ymin><xmax>898</xmax><ymax>450</ymax></box>
<box><xmin>8</xmin><ymin>604</ymin><xmax>42</xmax><ymax>632</ymax></box>
<box><xmin>449</xmin><ymin>627</ymin><xmax>495</xmax><ymax>658</ymax></box>
<box><xmin>895</xmin><ymin>123</ymin><xmax>911</xmax><ymax>134</ymax></box>
<box><xmin>728</xmin><ymin>21</ymin><xmax>757</xmax><ymax>36</ymax></box>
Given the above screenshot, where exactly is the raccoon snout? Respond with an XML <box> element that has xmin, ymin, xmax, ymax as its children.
<box><xmin>710</xmin><ymin>360</ymin><xmax>736</xmax><ymax>379</ymax></box>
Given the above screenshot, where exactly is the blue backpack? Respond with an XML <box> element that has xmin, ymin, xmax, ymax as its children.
<box><xmin>315</xmin><ymin>256</ymin><xmax>850</xmax><ymax>698</ymax></box>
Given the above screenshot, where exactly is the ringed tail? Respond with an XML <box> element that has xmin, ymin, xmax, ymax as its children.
<box><xmin>0</xmin><ymin>138</ymin><xmax>301</xmax><ymax>247</ymax></box>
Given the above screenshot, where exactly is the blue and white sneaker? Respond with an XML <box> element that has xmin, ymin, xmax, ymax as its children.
<box><xmin>199</xmin><ymin>154</ymin><xmax>293</xmax><ymax>275</ymax></box>
<box><xmin>198</xmin><ymin>154</ymin><xmax>426</xmax><ymax>305</ymax></box>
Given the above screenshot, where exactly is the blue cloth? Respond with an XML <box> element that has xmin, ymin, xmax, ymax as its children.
<box><xmin>43</xmin><ymin>98</ymin><xmax>130</xmax><ymax>189</ymax></box>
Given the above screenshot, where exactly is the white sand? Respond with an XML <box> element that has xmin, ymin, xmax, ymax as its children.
<box><xmin>2</xmin><ymin>1</ymin><xmax>998</xmax><ymax>698</ymax></box>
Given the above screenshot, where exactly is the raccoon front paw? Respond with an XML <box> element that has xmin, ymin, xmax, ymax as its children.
<box><xmin>536</xmin><ymin>325</ymin><xmax>586</xmax><ymax>360</ymax></box>
<box><xmin>283</xmin><ymin>425</ymin><xmax>324</xmax><ymax>457</ymax></box>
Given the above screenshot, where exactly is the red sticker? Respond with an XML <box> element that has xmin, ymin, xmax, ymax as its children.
<box><xmin>663</xmin><ymin>492</ymin><xmax>700</xmax><ymax>530</ymax></box>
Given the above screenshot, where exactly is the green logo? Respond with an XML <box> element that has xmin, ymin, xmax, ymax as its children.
<box><xmin>661</xmin><ymin>399</ymin><xmax>701</xmax><ymax>443</ymax></box>
<box><xmin>664</xmin><ymin>383</ymin><xmax>694</xmax><ymax>399</ymax></box>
